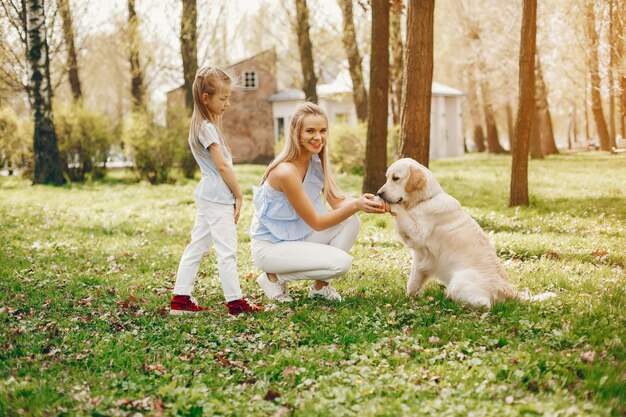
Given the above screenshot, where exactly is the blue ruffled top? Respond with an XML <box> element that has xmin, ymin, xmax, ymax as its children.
<box><xmin>249</xmin><ymin>155</ymin><xmax>326</xmax><ymax>242</ymax></box>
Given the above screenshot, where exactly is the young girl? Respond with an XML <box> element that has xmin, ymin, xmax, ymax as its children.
<box><xmin>249</xmin><ymin>102</ymin><xmax>386</xmax><ymax>302</ymax></box>
<box><xmin>170</xmin><ymin>66</ymin><xmax>264</xmax><ymax>315</ymax></box>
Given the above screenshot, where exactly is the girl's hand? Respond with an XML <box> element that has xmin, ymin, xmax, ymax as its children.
<box><xmin>356</xmin><ymin>194</ymin><xmax>386</xmax><ymax>214</ymax></box>
<box><xmin>234</xmin><ymin>196</ymin><xmax>242</xmax><ymax>224</ymax></box>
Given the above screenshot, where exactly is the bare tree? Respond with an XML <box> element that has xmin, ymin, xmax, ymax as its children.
<box><xmin>294</xmin><ymin>0</ymin><xmax>317</xmax><ymax>103</ymax></box>
<box><xmin>57</xmin><ymin>0</ymin><xmax>81</xmax><ymax>100</ymax></box>
<box><xmin>26</xmin><ymin>0</ymin><xmax>65</xmax><ymax>185</ymax></box>
<box><xmin>585</xmin><ymin>0</ymin><xmax>610</xmax><ymax>151</ymax></box>
<box><xmin>128</xmin><ymin>0</ymin><xmax>145</xmax><ymax>111</ymax></box>
<box><xmin>535</xmin><ymin>54</ymin><xmax>558</xmax><ymax>155</ymax></box>
<box><xmin>616</xmin><ymin>0</ymin><xmax>626</xmax><ymax>141</ymax></box>
<box><xmin>338</xmin><ymin>0</ymin><xmax>367</xmax><ymax>121</ymax></box>
<box><xmin>362</xmin><ymin>0</ymin><xmax>389</xmax><ymax>193</ymax></box>
<box><xmin>180</xmin><ymin>0</ymin><xmax>197</xmax><ymax>111</ymax></box>
<box><xmin>510</xmin><ymin>0</ymin><xmax>537</xmax><ymax>207</ymax></box>
<box><xmin>389</xmin><ymin>0</ymin><xmax>403</xmax><ymax>125</ymax></box>
<box><xmin>399</xmin><ymin>0</ymin><xmax>435</xmax><ymax>166</ymax></box>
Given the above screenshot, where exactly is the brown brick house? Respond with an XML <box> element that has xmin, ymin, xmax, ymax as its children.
<box><xmin>166</xmin><ymin>48</ymin><xmax>277</xmax><ymax>163</ymax></box>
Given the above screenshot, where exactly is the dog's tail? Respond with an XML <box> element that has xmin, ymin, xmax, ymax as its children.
<box><xmin>516</xmin><ymin>289</ymin><xmax>557</xmax><ymax>302</ymax></box>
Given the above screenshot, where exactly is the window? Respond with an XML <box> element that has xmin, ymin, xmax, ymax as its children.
<box><xmin>276</xmin><ymin>117</ymin><xmax>285</xmax><ymax>143</ymax></box>
<box><xmin>243</xmin><ymin>71</ymin><xmax>257</xmax><ymax>90</ymax></box>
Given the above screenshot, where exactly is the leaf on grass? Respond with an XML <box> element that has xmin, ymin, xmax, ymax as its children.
<box><xmin>580</xmin><ymin>350</ymin><xmax>596</xmax><ymax>363</ymax></box>
<box><xmin>123</xmin><ymin>251</ymin><xmax>137</xmax><ymax>260</ymax></box>
<box><xmin>78</xmin><ymin>297</ymin><xmax>94</xmax><ymax>306</ymax></box>
<box><xmin>119</xmin><ymin>295</ymin><xmax>138</xmax><ymax>310</ymax></box>
<box><xmin>263</xmin><ymin>389</ymin><xmax>281</xmax><ymax>401</ymax></box>
<box><xmin>428</xmin><ymin>336</ymin><xmax>441</xmax><ymax>345</ymax></box>
<box><xmin>591</xmin><ymin>251</ymin><xmax>609</xmax><ymax>262</ymax></box>
<box><xmin>282</xmin><ymin>365</ymin><xmax>299</xmax><ymax>379</ymax></box>
<box><xmin>144</xmin><ymin>363</ymin><xmax>168</xmax><ymax>375</ymax></box>
<box><xmin>0</xmin><ymin>306</ymin><xmax>17</xmax><ymax>314</ymax></box>
<box><xmin>215</xmin><ymin>353</ymin><xmax>246</xmax><ymax>370</ymax></box>
<box><xmin>271</xmin><ymin>406</ymin><xmax>292</xmax><ymax>417</ymax></box>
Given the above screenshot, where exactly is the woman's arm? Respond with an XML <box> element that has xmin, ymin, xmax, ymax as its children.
<box><xmin>269</xmin><ymin>164</ymin><xmax>384</xmax><ymax>231</ymax></box>
<box><xmin>209</xmin><ymin>144</ymin><xmax>243</xmax><ymax>223</ymax></box>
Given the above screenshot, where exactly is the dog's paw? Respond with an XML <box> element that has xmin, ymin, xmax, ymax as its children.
<box><xmin>406</xmin><ymin>285</ymin><xmax>421</xmax><ymax>297</ymax></box>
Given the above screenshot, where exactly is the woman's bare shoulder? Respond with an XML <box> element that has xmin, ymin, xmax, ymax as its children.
<box><xmin>267</xmin><ymin>162</ymin><xmax>298</xmax><ymax>190</ymax></box>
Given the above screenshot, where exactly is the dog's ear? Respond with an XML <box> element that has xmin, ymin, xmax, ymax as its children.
<box><xmin>405</xmin><ymin>166</ymin><xmax>427</xmax><ymax>193</ymax></box>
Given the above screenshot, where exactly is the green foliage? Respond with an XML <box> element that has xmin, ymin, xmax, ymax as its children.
<box><xmin>328</xmin><ymin>122</ymin><xmax>402</xmax><ymax>175</ymax></box>
<box><xmin>0</xmin><ymin>107</ymin><xmax>32</xmax><ymax>175</ymax></box>
<box><xmin>122</xmin><ymin>112</ymin><xmax>181</xmax><ymax>184</ymax></box>
<box><xmin>55</xmin><ymin>103</ymin><xmax>115</xmax><ymax>181</ymax></box>
<box><xmin>168</xmin><ymin>116</ymin><xmax>197</xmax><ymax>179</ymax></box>
<box><xmin>328</xmin><ymin>122</ymin><xmax>367</xmax><ymax>174</ymax></box>
<box><xmin>0</xmin><ymin>153</ymin><xmax>624</xmax><ymax>416</ymax></box>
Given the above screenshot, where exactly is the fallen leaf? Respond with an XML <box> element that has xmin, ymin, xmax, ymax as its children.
<box><xmin>282</xmin><ymin>365</ymin><xmax>298</xmax><ymax>379</ymax></box>
<box><xmin>263</xmin><ymin>390</ymin><xmax>281</xmax><ymax>401</ymax></box>
<box><xmin>428</xmin><ymin>336</ymin><xmax>441</xmax><ymax>345</ymax></box>
<box><xmin>581</xmin><ymin>350</ymin><xmax>596</xmax><ymax>363</ymax></box>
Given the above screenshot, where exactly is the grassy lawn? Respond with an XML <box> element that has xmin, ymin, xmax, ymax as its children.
<box><xmin>1</xmin><ymin>152</ymin><xmax>624</xmax><ymax>416</ymax></box>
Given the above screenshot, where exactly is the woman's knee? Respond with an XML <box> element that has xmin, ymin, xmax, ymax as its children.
<box><xmin>332</xmin><ymin>252</ymin><xmax>353</xmax><ymax>277</ymax></box>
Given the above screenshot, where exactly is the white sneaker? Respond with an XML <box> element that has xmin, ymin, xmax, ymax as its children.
<box><xmin>308</xmin><ymin>284</ymin><xmax>343</xmax><ymax>301</ymax></box>
<box><xmin>256</xmin><ymin>273</ymin><xmax>292</xmax><ymax>303</ymax></box>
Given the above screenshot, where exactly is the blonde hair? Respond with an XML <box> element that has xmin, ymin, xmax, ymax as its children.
<box><xmin>261</xmin><ymin>102</ymin><xmax>345</xmax><ymax>204</ymax></box>
<box><xmin>189</xmin><ymin>66</ymin><xmax>232</xmax><ymax>153</ymax></box>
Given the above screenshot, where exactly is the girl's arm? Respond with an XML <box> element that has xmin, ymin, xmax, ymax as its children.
<box><xmin>208</xmin><ymin>143</ymin><xmax>243</xmax><ymax>224</ymax></box>
<box><xmin>269</xmin><ymin>164</ymin><xmax>384</xmax><ymax>231</ymax></box>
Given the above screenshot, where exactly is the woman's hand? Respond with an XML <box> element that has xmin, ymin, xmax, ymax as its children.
<box><xmin>234</xmin><ymin>195</ymin><xmax>242</xmax><ymax>224</ymax></box>
<box><xmin>355</xmin><ymin>194</ymin><xmax>386</xmax><ymax>214</ymax></box>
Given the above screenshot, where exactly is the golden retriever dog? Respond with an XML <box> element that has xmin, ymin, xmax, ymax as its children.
<box><xmin>377</xmin><ymin>158</ymin><xmax>556</xmax><ymax>308</ymax></box>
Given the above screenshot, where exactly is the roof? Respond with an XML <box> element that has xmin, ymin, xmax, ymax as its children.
<box><xmin>269</xmin><ymin>73</ymin><xmax>465</xmax><ymax>102</ymax></box>
<box><xmin>431</xmin><ymin>82</ymin><xmax>465</xmax><ymax>97</ymax></box>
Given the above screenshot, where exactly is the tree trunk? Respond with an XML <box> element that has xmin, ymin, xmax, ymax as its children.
<box><xmin>362</xmin><ymin>0</ymin><xmax>389</xmax><ymax>193</ymax></box>
<box><xmin>586</xmin><ymin>0</ymin><xmax>611</xmax><ymax>151</ymax></box>
<box><xmin>389</xmin><ymin>1</ymin><xmax>403</xmax><ymax>125</ymax></box>
<box><xmin>529</xmin><ymin>109</ymin><xmax>543</xmax><ymax>159</ymax></box>
<box><xmin>621</xmin><ymin>76</ymin><xmax>626</xmax><ymax>142</ymax></box>
<box><xmin>481</xmin><ymin>83</ymin><xmax>506</xmax><ymax>154</ymax></box>
<box><xmin>616</xmin><ymin>0</ymin><xmax>626</xmax><ymax>141</ymax></box>
<box><xmin>572</xmin><ymin>103</ymin><xmax>578</xmax><ymax>145</ymax></box>
<box><xmin>509</xmin><ymin>0</ymin><xmax>536</xmax><ymax>207</ymax></box>
<box><xmin>608</xmin><ymin>0</ymin><xmax>616</xmax><ymax>148</ymax></box>
<box><xmin>584</xmin><ymin>76</ymin><xmax>590</xmax><ymax>143</ymax></box>
<box><xmin>26</xmin><ymin>0</ymin><xmax>66</xmax><ymax>185</ymax></box>
<box><xmin>535</xmin><ymin>55</ymin><xmax>558</xmax><ymax>154</ymax></box>
<box><xmin>338</xmin><ymin>0</ymin><xmax>367</xmax><ymax>121</ymax></box>
<box><xmin>128</xmin><ymin>0</ymin><xmax>145</xmax><ymax>111</ymax></box>
<box><xmin>180</xmin><ymin>0</ymin><xmax>198</xmax><ymax>179</ymax></box>
<box><xmin>505</xmin><ymin>102</ymin><xmax>514</xmax><ymax>150</ymax></box>
<box><xmin>180</xmin><ymin>0</ymin><xmax>198</xmax><ymax>112</ymax></box>
<box><xmin>399</xmin><ymin>0</ymin><xmax>435</xmax><ymax>166</ymax></box>
<box><xmin>57</xmin><ymin>0</ymin><xmax>82</xmax><ymax>101</ymax></box>
<box><xmin>473</xmin><ymin>125</ymin><xmax>486</xmax><ymax>152</ymax></box>
<box><xmin>295</xmin><ymin>0</ymin><xmax>317</xmax><ymax>103</ymax></box>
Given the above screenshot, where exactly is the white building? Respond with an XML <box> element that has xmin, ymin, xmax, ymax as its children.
<box><xmin>268</xmin><ymin>72</ymin><xmax>466</xmax><ymax>160</ymax></box>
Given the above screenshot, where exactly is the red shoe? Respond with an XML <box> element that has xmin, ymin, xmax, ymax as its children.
<box><xmin>226</xmin><ymin>298</ymin><xmax>265</xmax><ymax>315</ymax></box>
<box><xmin>169</xmin><ymin>295</ymin><xmax>209</xmax><ymax>315</ymax></box>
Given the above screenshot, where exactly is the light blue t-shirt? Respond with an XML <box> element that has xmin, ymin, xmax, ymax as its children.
<box><xmin>249</xmin><ymin>154</ymin><xmax>326</xmax><ymax>242</ymax></box>
<box><xmin>191</xmin><ymin>121</ymin><xmax>235</xmax><ymax>205</ymax></box>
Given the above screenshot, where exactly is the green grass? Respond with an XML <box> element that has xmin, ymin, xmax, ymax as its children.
<box><xmin>1</xmin><ymin>152</ymin><xmax>625</xmax><ymax>416</ymax></box>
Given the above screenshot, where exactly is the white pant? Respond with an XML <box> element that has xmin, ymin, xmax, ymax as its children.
<box><xmin>250</xmin><ymin>215</ymin><xmax>361</xmax><ymax>282</ymax></box>
<box><xmin>173</xmin><ymin>199</ymin><xmax>242</xmax><ymax>302</ymax></box>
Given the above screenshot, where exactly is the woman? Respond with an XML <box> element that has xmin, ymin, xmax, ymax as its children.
<box><xmin>249</xmin><ymin>102</ymin><xmax>386</xmax><ymax>302</ymax></box>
